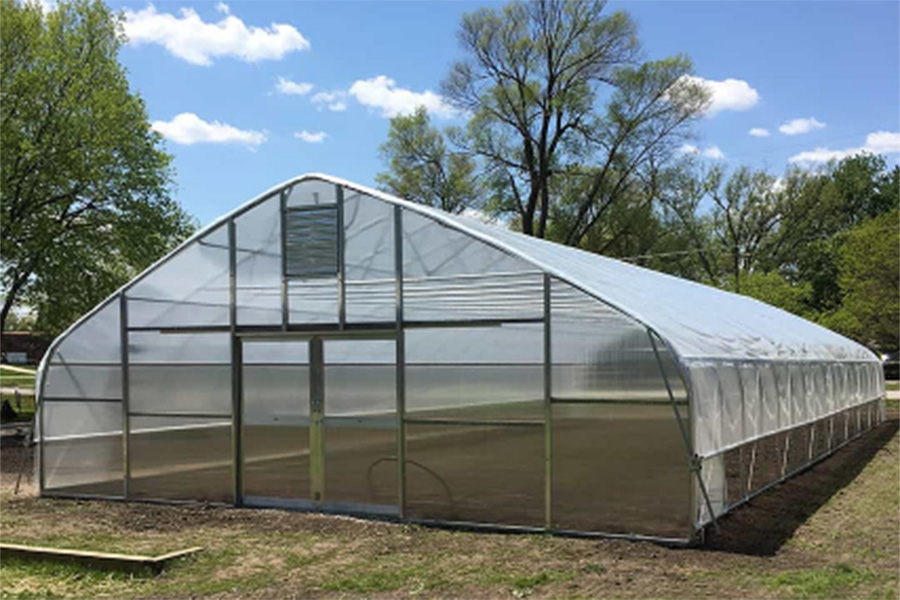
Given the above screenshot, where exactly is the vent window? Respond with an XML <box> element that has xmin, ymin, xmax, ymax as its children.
<box><xmin>284</xmin><ymin>206</ymin><xmax>339</xmax><ymax>278</ymax></box>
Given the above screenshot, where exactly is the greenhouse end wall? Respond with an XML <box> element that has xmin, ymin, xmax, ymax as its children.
<box><xmin>36</xmin><ymin>174</ymin><xmax>885</xmax><ymax>543</ymax></box>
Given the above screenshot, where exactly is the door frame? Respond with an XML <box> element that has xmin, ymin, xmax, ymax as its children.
<box><xmin>237</xmin><ymin>329</ymin><xmax>400</xmax><ymax>516</ymax></box>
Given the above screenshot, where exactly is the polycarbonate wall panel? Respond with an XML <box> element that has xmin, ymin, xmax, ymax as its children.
<box><xmin>551</xmin><ymin>281</ymin><xmax>676</xmax><ymax>403</ymax></box>
<box><xmin>287</xmin><ymin>279</ymin><xmax>338</xmax><ymax>324</ymax></box>
<box><xmin>127</xmin><ymin>225</ymin><xmax>230</xmax><ymax>328</ymax></box>
<box><xmin>551</xmin><ymin>403</ymin><xmax>690</xmax><ymax>538</ymax></box>
<box><xmin>43</xmin><ymin>365</ymin><xmax>121</xmax><ymax>400</ymax></box>
<box><xmin>401</xmin><ymin>209</ymin><xmax>540</xmax><ymax>323</ymax></box>
<box><xmin>405</xmin><ymin>325</ymin><xmax>543</xmax><ymax>420</ymax></box>
<box><xmin>50</xmin><ymin>299</ymin><xmax>120</xmax><ymax>363</ymax></box>
<box><xmin>127</xmin><ymin>331</ymin><xmax>231</xmax><ymax>415</ymax></box>
<box><xmin>129</xmin><ymin>365</ymin><xmax>232</xmax><ymax>415</ymax></box>
<box><xmin>550</xmin><ymin>279</ymin><xmax>691</xmax><ymax>537</ymax></box>
<box><xmin>287</xmin><ymin>178</ymin><xmax>337</xmax><ymax>207</ymax></box>
<box><xmin>128</xmin><ymin>331</ymin><xmax>230</xmax><ymax>364</ymax></box>
<box><xmin>343</xmin><ymin>189</ymin><xmax>395</xmax><ymax>323</ymax></box>
<box><xmin>129</xmin><ymin>415</ymin><xmax>232</xmax><ymax>502</ymax></box>
<box><xmin>406</xmin><ymin>422</ymin><xmax>544</xmax><ymax>526</ymax></box>
<box><xmin>43</xmin><ymin>401</ymin><xmax>123</xmax><ymax>496</ymax></box>
<box><xmin>235</xmin><ymin>193</ymin><xmax>281</xmax><ymax>325</ymax></box>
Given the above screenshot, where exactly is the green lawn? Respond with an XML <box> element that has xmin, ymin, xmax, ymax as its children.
<box><xmin>0</xmin><ymin>365</ymin><xmax>36</xmax><ymax>390</ymax></box>
<box><xmin>886</xmin><ymin>381</ymin><xmax>899</xmax><ymax>392</ymax></box>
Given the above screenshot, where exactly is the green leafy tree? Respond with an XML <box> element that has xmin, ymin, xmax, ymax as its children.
<box><xmin>0</xmin><ymin>0</ymin><xmax>195</xmax><ymax>334</ymax></box>
<box><xmin>438</xmin><ymin>0</ymin><xmax>709</xmax><ymax>239</ymax></box>
<box><xmin>376</xmin><ymin>107</ymin><xmax>479</xmax><ymax>214</ymax></box>
<box><xmin>828</xmin><ymin>209</ymin><xmax>899</xmax><ymax>352</ymax></box>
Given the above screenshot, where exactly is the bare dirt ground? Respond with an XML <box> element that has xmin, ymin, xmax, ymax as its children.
<box><xmin>1</xmin><ymin>414</ymin><xmax>898</xmax><ymax>599</ymax></box>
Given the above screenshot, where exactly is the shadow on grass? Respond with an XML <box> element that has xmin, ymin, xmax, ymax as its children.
<box><xmin>705</xmin><ymin>416</ymin><xmax>898</xmax><ymax>557</ymax></box>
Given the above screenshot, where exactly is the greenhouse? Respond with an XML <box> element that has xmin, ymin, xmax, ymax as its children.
<box><xmin>36</xmin><ymin>174</ymin><xmax>885</xmax><ymax>543</ymax></box>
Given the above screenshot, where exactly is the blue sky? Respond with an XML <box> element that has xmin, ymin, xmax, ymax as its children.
<box><xmin>107</xmin><ymin>0</ymin><xmax>900</xmax><ymax>227</ymax></box>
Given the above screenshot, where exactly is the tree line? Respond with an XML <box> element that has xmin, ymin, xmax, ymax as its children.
<box><xmin>377</xmin><ymin>0</ymin><xmax>899</xmax><ymax>355</ymax></box>
<box><xmin>2</xmin><ymin>0</ymin><xmax>896</xmax><ymax>357</ymax></box>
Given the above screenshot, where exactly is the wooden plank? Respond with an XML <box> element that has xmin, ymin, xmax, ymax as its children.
<box><xmin>0</xmin><ymin>543</ymin><xmax>202</xmax><ymax>573</ymax></box>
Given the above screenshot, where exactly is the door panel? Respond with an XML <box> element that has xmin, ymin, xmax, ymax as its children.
<box><xmin>242</xmin><ymin>341</ymin><xmax>311</xmax><ymax>500</ymax></box>
<box><xmin>321</xmin><ymin>339</ymin><xmax>398</xmax><ymax>512</ymax></box>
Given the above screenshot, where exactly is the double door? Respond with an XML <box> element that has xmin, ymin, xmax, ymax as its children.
<box><xmin>241</xmin><ymin>336</ymin><xmax>398</xmax><ymax>514</ymax></box>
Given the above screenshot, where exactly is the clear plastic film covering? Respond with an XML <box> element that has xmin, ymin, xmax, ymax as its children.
<box><xmin>550</xmin><ymin>280</ymin><xmax>691</xmax><ymax>538</ymax></box>
<box><xmin>693</xmin><ymin>359</ymin><xmax>885</xmax><ymax>526</ymax></box>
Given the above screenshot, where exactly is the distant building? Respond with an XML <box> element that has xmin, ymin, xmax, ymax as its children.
<box><xmin>1</xmin><ymin>332</ymin><xmax>51</xmax><ymax>365</ymax></box>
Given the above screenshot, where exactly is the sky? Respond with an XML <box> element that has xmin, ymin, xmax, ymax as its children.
<box><xmin>97</xmin><ymin>0</ymin><xmax>900</xmax><ymax>227</ymax></box>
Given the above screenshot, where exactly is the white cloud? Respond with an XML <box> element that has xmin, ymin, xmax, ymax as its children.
<box><xmin>151</xmin><ymin>113</ymin><xmax>266</xmax><ymax>146</ymax></box>
<box><xmin>215</xmin><ymin>2</ymin><xmax>229</xmax><ymax>14</ymax></box>
<box><xmin>311</xmin><ymin>91</ymin><xmax>348</xmax><ymax>112</ymax></box>
<box><xmin>348</xmin><ymin>75</ymin><xmax>456</xmax><ymax>119</ymax></box>
<box><xmin>680</xmin><ymin>143</ymin><xmax>726</xmax><ymax>160</ymax></box>
<box><xmin>276</xmin><ymin>77</ymin><xmax>313</xmax><ymax>96</ymax></box>
<box><xmin>749</xmin><ymin>127</ymin><xmax>770</xmax><ymax>138</ymax></box>
<box><xmin>680</xmin><ymin>76</ymin><xmax>760</xmax><ymax>114</ymax></box>
<box><xmin>865</xmin><ymin>131</ymin><xmax>900</xmax><ymax>154</ymax></box>
<box><xmin>788</xmin><ymin>130</ymin><xmax>900</xmax><ymax>164</ymax></box>
<box><xmin>294</xmin><ymin>130</ymin><xmax>327</xmax><ymax>143</ymax></box>
<box><xmin>778</xmin><ymin>117</ymin><xmax>826</xmax><ymax>136</ymax></box>
<box><xmin>123</xmin><ymin>4</ymin><xmax>310</xmax><ymax>66</ymax></box>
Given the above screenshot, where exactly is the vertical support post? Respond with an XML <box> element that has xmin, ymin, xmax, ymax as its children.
<box><xmin>37</xmin><ymin>367</ymin><xmax>46</xmax><ymax>495</ymax></box>
<box><xmin>543</xmin><ymin>274</ymin><xmax>553</xmax><ymax>531</ymax></box>
<box><xmin>309</xmin><ymin>336</ymin><xmax>325</xmax><ymax>503</ymax></box>
<box><xmin>336</xmin><ymin>185</ymin><xmax>346</xmax><ymax>330</ymax></box>
<box><xmin>119</xmin><ymin>293</ymin><xmax>130</xmax><ymax>499</ymax></box>
<box><xmin>648</xmin><ymin>330</ymin><xmax>718</xmax><ymax>534</ymax></box>
<box><xmin>280</xmin><ymin>189</ymin><xmax>289</xmax><ymax>331</ymax></box>
<box><xmin>737</xmin><ymin>364</ymin><xmax>747</xmax><ymax>500</ymax></box>
<box><xmin>229</xmin><ymin>218</ymin><xmax>242</xmax><ymax>507</ymax></box>
<box><xmin>394</xmin><ymin>206</ymin><xmax>407</xmax><ymax>518</ymax></box>
<box><xmin>781</xmin><ymin>431</ymin><xmax>791</xmax><ymax>478</ymax></box>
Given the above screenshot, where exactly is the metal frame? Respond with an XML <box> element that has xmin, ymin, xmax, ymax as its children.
<box><xmin>120</xmin><ymin>293</ymin><xmax>131</xmax><ymax>499</ymax></box>
<box><xmin>647</xmin><ymin>329</ymin><xmax>717</xmax><ymax>535</ymax></box>
<box><xmin>229</xmin><ymin>217</ymin><xmax>243</xmax><ymax>506</ymax></box>
<box><xmin>309</xmin><ymin>336</ymin><xmax>325</xmax><ymax>504</ymax></box>
<box><xmin>542</xmin><ymin>274</ymin><xmax>552</xmax><ymax>530</ymax></box>
<box><xmin>394</xmin><ymin>205</ymin><xmax>407</xmax><ymax>518</ymax></box>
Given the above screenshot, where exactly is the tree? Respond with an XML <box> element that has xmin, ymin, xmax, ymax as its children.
<box><xmin>376</xmin><ymin>107</ymin><xmax>479</xmax><ymax>214</ymax></box>
<box><xmin>829</xmin><ymin>209</ymin><xmax>899</xmax><ymax>353</ymax></box>
<box><xmin>0</xmin><ymin>0</ymin><xmax>195</xmax><ymax>334</ymax></box>
<box><xmin>441</xmin><ymin>0</ymin><xmax>709</xmax><ymax>239</ymax></box>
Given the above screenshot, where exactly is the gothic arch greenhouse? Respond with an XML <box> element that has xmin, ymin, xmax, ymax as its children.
<box><xmin>36</xmin><ymin>174</ymin><xmax>885</xmax><ymax>543</ymax></box>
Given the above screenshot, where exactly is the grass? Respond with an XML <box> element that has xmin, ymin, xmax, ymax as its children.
<box><xmin>0</xmin><ymin>365</ymin><xmax>36</xmax><ymax>389</ymax></box>
<box><xmin>886</xmin><ymin>380</ymin><xmax>899</xmax><ymax>392</ymax></box>
<box><xmin>0</xmin><ymin>417</ymin><xmax>897</xmax><ymax>599</ymax></box>
<box><xmin>764</xmin><ymin>564</ymin><xmax>878</xmax><ymax>600</ymax></box>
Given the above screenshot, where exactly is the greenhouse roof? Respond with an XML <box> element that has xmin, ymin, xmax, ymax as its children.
<box><xmin>295</xmin><ymin>174</ymin><xmax>878</xmax><ymax>365</ymax></box>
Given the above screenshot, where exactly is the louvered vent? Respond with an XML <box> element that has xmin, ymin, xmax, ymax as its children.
<box><xmin>284</xmin><ymin>206</ymin><xmax>339</xmax><ymax>278</ymax></box>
